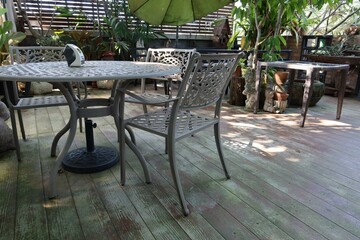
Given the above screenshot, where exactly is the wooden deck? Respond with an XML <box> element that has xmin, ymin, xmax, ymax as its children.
<box><xmin>1</xmin><ymin>87</ymin><xmax>360</xmax><ymax>240</ymax></box>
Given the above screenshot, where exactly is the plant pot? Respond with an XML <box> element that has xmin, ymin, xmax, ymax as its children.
<box><xmin>101</xmin><ymin>51</ymin><xmax>116</xmax><ymax>60</ymax></box>
<box><xmin>274</xmin><ymin>71</ymin><xmax>289</xmax><ymax>85</ymax></box>
<box><xmin>274</xmin><ymin>92</ymin><xmax>289</xmax><ymax>101</ymax></box>
<box><xmin>288</xmin><ymin>80</ymin><xmax>325</xmax><ymax>106</ymax></box>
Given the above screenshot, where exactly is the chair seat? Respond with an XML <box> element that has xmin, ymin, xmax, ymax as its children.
<box><xmin>126</xmin><ymin>108</ymin><xmax>218</xmax><ymax>139</ymax></box>
<box><xmin>125</xmin><ymin>92</ymin><xmax>172</xmax><ymax>104</ymax></box>
<box><xmin>16</xmin><ymin>95</ymin><xmax>68</xmax><ymax>109</ymax></box>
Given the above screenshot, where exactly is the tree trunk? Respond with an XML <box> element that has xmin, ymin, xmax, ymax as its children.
<box><xmin>228</xmin><ymin>66</ymin><xmax>246</xmax><ymax>106</ymax></box>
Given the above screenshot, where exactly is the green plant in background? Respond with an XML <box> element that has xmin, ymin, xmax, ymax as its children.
<box><xmin>102</xmin><ymin>0</ymin><xmax>165</xmax><ymax>60</ymax></box>
<box><xmin>32</xmin><ymin>4</ymin><xmax>109</xmax><ymax>60</ymax></box>
<box><xmin>311</xmin><ymin>33</ymin><xmax>360</xmax><ymax>56</ymax></box>
<box><xmin>0</xmin><ymin>7</ymin><xmax>26</xmax><ymax>65</ymax></box>
<box><xmin>34</xmin><ymin>0</ymin><xmax>164</xmax><ymax>60</ymax></box>
<box><xmin>54</xmin><ymin>30</ymin><xmax>110</xmax><ymax>60</ymax></box>
<box><xmin>228</xmin><ymin>0</ymin><xmax>353</xmax><ymax>110</ymax></box>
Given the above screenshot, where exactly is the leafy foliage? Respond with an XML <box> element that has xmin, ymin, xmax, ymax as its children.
<box><xmin>229</xmin><ymin>0</ymin><xmax>353</xmax><ymax>68</ymax></box>
<box><xmin>228</xmin><ymin>0</ymin><xmax>353</xmax><ymax>108</ymax></box>
<box><xmin>0</xmin><ymin>7</ymin><xmax>26</xmax><ymax>64</ymax></box>
<box><xmin>101</xmin><ymin>1</ymin><xmax>165</xmax><ymax>60</ymax></box>
<box><xmin>311</xmin><ymin>34</ymin><xmax>360</xmax><ymax>56</ymax></box>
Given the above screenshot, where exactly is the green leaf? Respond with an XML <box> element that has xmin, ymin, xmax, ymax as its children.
<box><xmin>279</xmin><ymin>36</ymin><xmax>287</xmax><ymax>47</ymax></box>
<box><xmin>0</xmin><ymin>7</ymin><xmax>8</xmax><ymax>16</ymax></box>
<box><xmin>3</xmin><ymin>21</ymin><xmax>13</xmax><ymax>32</ymax></box>
<box><xmin>55</xmin><ymin>6</ymin><xmax>73</xmax><ymax>17</ymax></box>
<box><xmin>9</xmin><ymin>32</ymin><xmax>26</xmax><ymax>45</ymax></box>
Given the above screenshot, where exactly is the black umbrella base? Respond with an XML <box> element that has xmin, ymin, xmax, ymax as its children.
<box><xmin>62</xmin><ymin>146</ymin><xmax>119</xmax><ymax>173</ymax></box>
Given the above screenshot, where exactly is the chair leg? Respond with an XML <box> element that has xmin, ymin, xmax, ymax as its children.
<box><xmin>153</xmin><ymin>79</ymin><xmax>157</xmax><ymax>90</ymax></box>
<box><xmin>165</xmin><ymin>137</ymin><xmax>168</xmax><ymax>154</ymax></box>
<box><xmin>17</xmin><ymin>109</ymin><xmax>26</xmax><ymax>140</ymax></box>
<box><xmin>125</xmin><ymin>125</ymin><xmax>136</xmax><ymax>145</ymax></box>
<box><xmin>10</xmin><ymin>110</ymin><xmax>21</xmax><ymax>161</ymax></box>
<box><xmin>168</xmin><ymin>140</ymin><xmax>190</xmax><ymax>216</ymax></box>
<box><xmin>214</xmin><ymin>123</ymin><xmax>230</xmax><ymax>179</ymax></box>
<box><xmin>164</xmin><ymin>81</ymin><xmax>169</xmax><ymax>95</ymax></box>
<box><xmin>79</xmin><ymin>118</ymin><xmax>83</xmax><ymax>133</ymax></box>
<box><xmin>125</xmin><ymin>135</ymin><xmax>151</xmax><ymax>183</ymax></box>
<box><xmin>142</xmin><ymin>104</ymin><xmax>148</xmax><ymax>113</ymax></box>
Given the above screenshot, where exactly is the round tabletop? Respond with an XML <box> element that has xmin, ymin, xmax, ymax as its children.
<box><xmin>0</xmin><ymin>61</ymin><xmax>180</xmax><ymax>82</ymax></box>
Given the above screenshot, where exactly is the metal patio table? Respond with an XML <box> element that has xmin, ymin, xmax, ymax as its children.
<box><xmin>0</xmin><ymin>60</ymin><xmax>179</xmax><ymax>198</ymax></box>
<box><xmin>254</xmin><ymin>61</ymin><xmax>349</xmax><ymax>127</ymax></box>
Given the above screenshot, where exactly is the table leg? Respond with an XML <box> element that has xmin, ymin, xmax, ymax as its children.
<box><xmin>299</xmin><ymin>70</ymin><xmax>315</xmax><ymax>127</ymax></box>
<box><xmin>355</xmin><ymin>67</ymin><xmax>360</xmax><ymax>98</ymax></box>
<box><xmin>49</xmin><ymin>83</ymin><xmax>78</xmax><ymax>198</ymax></box>
<box><xmin>51</xmin><ymin>120</ymin><xmax>71</xmax><ymax>157</ymax></box>
<box><xmin>336</xmin><ymin>69</ymin><xmax>348</xmax><ymax>120</ymax></box>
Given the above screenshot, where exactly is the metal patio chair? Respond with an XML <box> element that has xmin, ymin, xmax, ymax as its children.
<box><xmin>2</xmin><ymin>46</ymin><xmax>86</xmax><ymax>161</ymax></box>
<box><xmin>118</xmin><ymin>52</ymin><xmax>244</xmax><ymax>215</ymax></box>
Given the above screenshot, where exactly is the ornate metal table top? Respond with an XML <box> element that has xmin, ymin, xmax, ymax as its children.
<box><xmin>0</xmin><ymin>61</ymin><xmax>180</xmax><ymax>82</ymax></box>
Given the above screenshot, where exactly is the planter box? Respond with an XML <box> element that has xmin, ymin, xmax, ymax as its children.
<box><xmin>305</xmin><ymin>54</ymin><xmax>360</xmax><ymax>65</ymax></box>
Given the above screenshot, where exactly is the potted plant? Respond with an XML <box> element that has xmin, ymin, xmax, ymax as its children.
<box><xmin>304</xmin><ymin>26</ymin><xmax>360</xmax><ymax>95</ymax></box>
<box><xmin>306</xmin><ymin>29</ymin><xmax>360</xmax><ymax>62</ymax></box>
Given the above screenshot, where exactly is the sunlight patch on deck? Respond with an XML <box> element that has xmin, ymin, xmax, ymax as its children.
<box><xmin>253</xmin><ymin>143</ymin><xmax>287</xmax><ymax>155</ymax></box>
<box><xmin>311</xmin><ymin>119</ymin><xmax>352</xmax><ymax>127</ymax></box>
<box><xmin>285</xmin><ymin>157</ymin><xmax>300</xmax><ymax>162</ymax></box>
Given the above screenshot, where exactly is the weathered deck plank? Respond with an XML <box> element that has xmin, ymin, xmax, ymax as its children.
<box><xmin>15</xmin><ymin>130</ymin><xmax>49</xmax><ymax>239</ymax></box>
<box><xmin>125</xmin><ymin>131</ymin><xmax>258</xmax><ymax>240</ymax></box>
<box><xmin>0</xmin><ymin>152</ymin><xmax>17</xmax><ymax>240</ymax></box>
<box><xmin>132</xmin><ymin>128</ymin><xmax>292</xmax><ymax>239</ymax></box>
<box><xmin>1</xmin><ymin>87</ymin><xmax>360</xmax><ymax>240</ymax></box>
<box><xmin>38</xmin><ymin>133</ymin><xmax>85</xmax><ymax>240</ymax></box>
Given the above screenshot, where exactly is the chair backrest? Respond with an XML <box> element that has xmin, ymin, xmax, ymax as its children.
<box><xmin>10</xmin><ymin>46</ymin><xmax>65</xmax><ymax>64</ymax></box>
<box><xmin>146</xmin><ymin>48</ymin><xmax>197</xmax><ymax>79</ymax></box>
<box><xmin>177</xmin><ymin>52</ymin><xmax>243</xmax><ymax>110</ymax></box>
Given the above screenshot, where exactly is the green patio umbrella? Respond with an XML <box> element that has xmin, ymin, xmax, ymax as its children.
<box><xmin>128</xmin><ymin>0</ymin><xmax>233</xmax><ymax>26</ymax></box>
<box><xmin>128</xmin><ymin>0</ymin><xmax>233</xmax><ymax>47</ymax></box>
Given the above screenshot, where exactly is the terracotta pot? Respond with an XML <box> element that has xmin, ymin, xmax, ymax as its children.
<box><xmin>274</xmin><ymin>92</ymin><xmax>289</xmax><ymax>101</ymax></box>
<box><xmin>274</xmin><ymin>71</ymin><xmax>289</xmax><ymax>85</ymax></box>
<box><xmin>101</xmin><ymin>51</ymin><xmax>115</xmax><ymax>60</ymax></box>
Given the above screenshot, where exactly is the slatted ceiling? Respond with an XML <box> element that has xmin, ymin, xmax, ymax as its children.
<box><xmin>14</xmin><ymin>0</ymin><xmax>233</xmax><ymax>36</ymax></box>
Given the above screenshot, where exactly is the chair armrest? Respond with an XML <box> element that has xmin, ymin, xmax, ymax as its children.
<box><xmin>122</xmin><ymin>89</ymin><xmax>179</xmax><ymax>105</ymax></box>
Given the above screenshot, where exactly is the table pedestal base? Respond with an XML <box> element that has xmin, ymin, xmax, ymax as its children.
<box><xmin>62</xmin><ymin>146</ymin><xmax>119</xmax><ymax>173</ymax></box>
